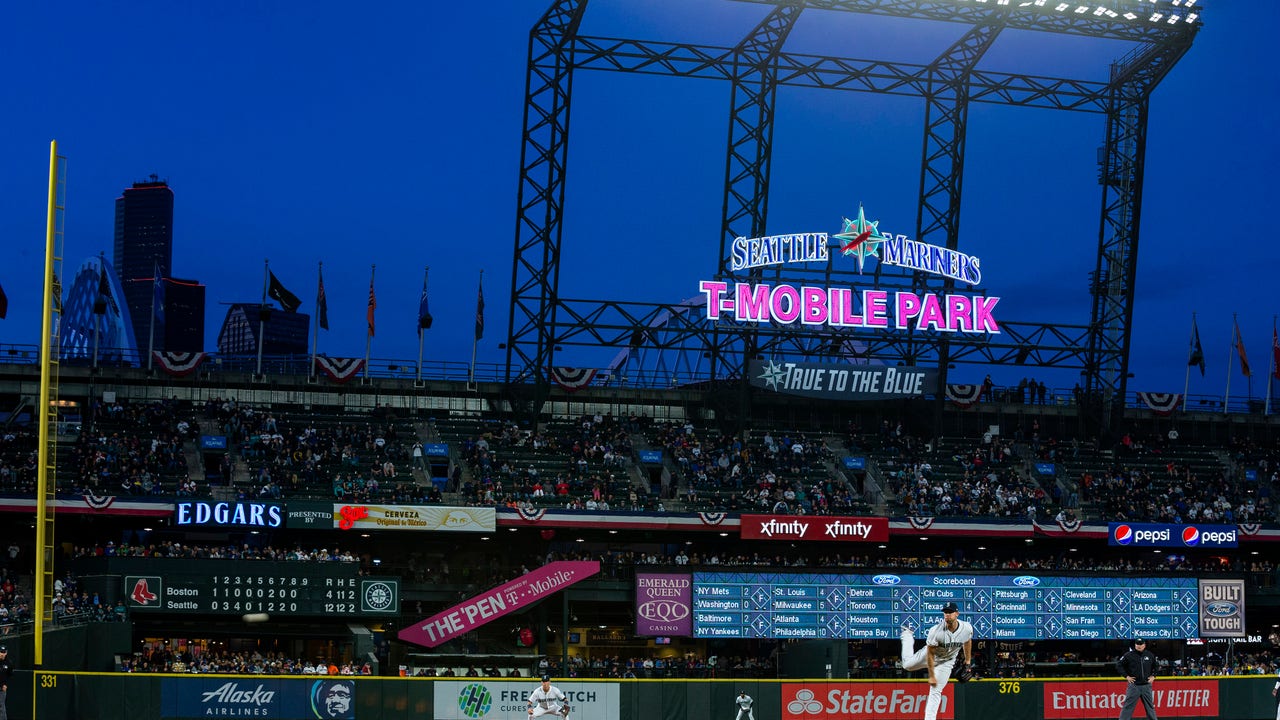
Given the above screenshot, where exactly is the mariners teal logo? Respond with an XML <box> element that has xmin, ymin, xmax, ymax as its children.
<box><xmin>834</xmin><ymin>204</ymin><xmax>886</xmax><ymax>273</ymax></box>
<box><xmin>457</xmin><ymin>684</ymin><xmax>493</xmax><ymax>718</ymax></box>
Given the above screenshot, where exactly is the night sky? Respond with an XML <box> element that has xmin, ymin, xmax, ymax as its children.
<box><xmin>0</xmin><ymin>0</ymin><xmax>1273</xmax><ymax>399</ymax></box>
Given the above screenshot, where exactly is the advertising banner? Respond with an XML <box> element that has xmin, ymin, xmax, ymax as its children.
<box><xmin>286</xmin><ymin>501</ymin><xmax>336</xmax><ymax>529</ymax></box>
<box><xmin>332</xmin><ymin>504</ymin><xmax>496</xmax><ymax>532</ymax></box>
<box><xmin>638</xmin><ymin>450</ymin><xmax>663</xmax><ymax>464</ymax></box>
<box><xmin>399</xmin><ymin>561</ymin><xmax>600</xmax><ymax>647</ymax></box>
<box><xmin>199</xmin><ymin>435</ymin><xmax>227</xmax><ymax>450</ymax></box>
<box><xmin>161</xmin><ymin>676</ymin><xmax>357</xmax><ymax>719</ymax></box>
<box><xmin>780</xmin><ymin>681</ymin><xmax>954</xmax><ymax>720</ymax></box>
<box><xmin>432</xmin><ymin>680</ymin><xmax>619</xmax><ymax>720</ymax></box>
<box><xmin>635</xmin><ymin>572</ymin><xmax>691</xmax><ymax>636</ymax></box>
<box><xmin>1041</xmin><ymin>679</ymin><xmax>1218</xmax><ymax>719</ymax></box>
<box><xmin>175</xmin><ymin>501</ymin><xmax>283</xmax><ymax>528</ymax></box>
<box><xmin>1107</xmin><ymin>523</ymin><xmax>1238</xmax><ymax>549</ymax></box>
<box><xmin>842</xmin><ymin>457</ymin><xmax>866</xmax><ymax>471</ymax></box>
<box><xmin>740</xmin><ymin>514</ymin><xmax>889</xmax><ymax>542</ymax></box>
<box><xmin>423</xmin><ymin>443</ymin><xmax>450</xmax><ymax>457</ymax></box>
<box><xmin>1198</xmin><ymin>579</ymin><xmax>1245</xmax><ymax>637</ymax></box>
<box><xmin>748</xmin><ymin>360</ymin><xmax>937</xmax><ymax>401</ymax></box>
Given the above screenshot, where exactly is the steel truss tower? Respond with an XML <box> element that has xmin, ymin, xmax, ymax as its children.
<box><xmin>505</xmin><ymin>0</ymin><xmax>1199</xmax><ymax>430</ymax></box>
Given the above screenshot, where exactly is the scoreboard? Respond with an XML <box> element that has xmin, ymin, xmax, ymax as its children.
<box><xmin>119</xmin><ymin>561</ymin><xmax>400</xmax><ymax>618</ymax></box>
<box><xmin>692</xmin><ymin>572</ymin><xmax>1199</xmax><ymax>641</ymax></box>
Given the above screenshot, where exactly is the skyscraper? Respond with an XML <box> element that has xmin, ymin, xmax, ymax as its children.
<box><xmin>113</xmin><ymin>176</ymin><xmax>173</xmax><ymax>353</ymax></box>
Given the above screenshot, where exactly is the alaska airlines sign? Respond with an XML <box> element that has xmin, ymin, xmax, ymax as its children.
<box><xmin>708</xmin><ymin>205</ymin><xmax>998</xmax><ymax>334</ymax></box>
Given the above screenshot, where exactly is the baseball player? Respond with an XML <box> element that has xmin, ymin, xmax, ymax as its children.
<box><xmin>735</xmin><ymin>691</ymin><xmax>755</xmax><ymax>720</ymax></box>
<box><xmin>900</xmin><ymin>601</ymin><xmax>974</xmax><ymax>720</ymax></box>
<box><xmin>528</xmin><ymin>675</ymin><xmax>570</xmax><ymax>719</ymax></box>
<box><xmin>1271</xmin><ymin>666</ymin><xmax>1279</xmax><ymax>720</ymax></box>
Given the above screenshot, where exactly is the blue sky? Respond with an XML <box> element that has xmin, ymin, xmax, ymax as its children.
<box><xmin>0</xmin><ymin>0</ymin><xmax>1274</xmax><ymax>398</ymax></box>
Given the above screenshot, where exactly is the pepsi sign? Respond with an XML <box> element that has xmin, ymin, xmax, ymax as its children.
<box><xmin>1108</xmin><ymin>523</ymin><xmax>1238</xmax><ymax>549</ymax></box>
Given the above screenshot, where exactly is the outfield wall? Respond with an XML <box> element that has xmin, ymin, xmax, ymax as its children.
<box><xmin>17</xmin><ymin>672</ymin><xmax>1280</xmax><ymax>720</ymax></box>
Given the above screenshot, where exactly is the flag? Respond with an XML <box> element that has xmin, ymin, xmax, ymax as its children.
<box><xmin>366</xmin><ymin>277</ymin><xmax>377</xmax><ymax>337</ymax></box>
<box><xmin>417</xmin><ymin>271</ymin><xmax>433</xmax><ymax>333</ymax></box>
<box><xmin>1187</xmin><ymin>318</ymin><xmax>1205</xmax><ymax>377</ymax></box>
<box><xmin>0</xmin><ymin>280</ymin><xmax>7</xmax><ymax>319</ymax></box>
<box><xmin>153</xmin><ymin>262</ymin><xmax>166</xmax><ymax>325</ymax></box>
<box><xmin>268</xmin><ymin>271</ymin><xmax>301</xmax><ymax>313</ymax></box>
<box><xmin>317</xmin><ymin>267</ymin><xmax>329</xmax><ymax>331</ymax></box>
<box><xmin>96</xmin><ymin>263</ymin><xmax>117</xmax><ymax>314</ymax></box>
<box><xmin>474</xmin><ymin>278</ymin><xmax>485</xmax><ymax>341</ymax></box>
<box><xmin>1234</xmin><ymin>320</ymin><xmax>1251</xmax><ymax>377</ymax></box>
<box><xmin>1272</xmin><ymin>324</ymin><xmax>1280</xmax><ymax>381</ymax></box>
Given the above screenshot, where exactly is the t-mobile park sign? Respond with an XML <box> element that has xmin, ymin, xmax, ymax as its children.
<box><xmin>705</xmin><ymin>205</ymin><xmax>999</xmax><ymax>334</ymax></box>
<box><xmin>398</xmin><ymin>561</ymin><xmax>599</xmax><ymax>648</ymax></box>
<box><xmin>741</xmin><ymin>514</ymin><xmax>889</xmax><ymax>542</ymax></box>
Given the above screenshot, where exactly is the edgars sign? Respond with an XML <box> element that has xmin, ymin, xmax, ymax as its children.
<box><xmin>740</xmin><ymin>514</ymin><xmax>888</xmax><ymax>542</ymax></box>
<box><xmin>175</xmin><ymin>501</ymin><xmax>283</xmax><ymax>528</ymax></box>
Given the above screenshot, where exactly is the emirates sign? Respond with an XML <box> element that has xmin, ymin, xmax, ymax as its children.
<box><xmin>1042</xmin><ymin>680</ymin><xmax>1218</xmax><ymax>719</ymax></box>
<box><xmin>740</xmin><ymin>514</ymin><xmax>889</xmax><ymax>542</ymax></box>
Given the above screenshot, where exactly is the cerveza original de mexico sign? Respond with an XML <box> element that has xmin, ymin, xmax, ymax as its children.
<box><xmin>750</xmin><ymin>360</ymin><xmax>937</xmax><ymax>400</ymax></box>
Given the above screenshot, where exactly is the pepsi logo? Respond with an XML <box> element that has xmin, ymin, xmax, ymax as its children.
<box><xmin>1114</xmin><ymin>525</ymin><xmax>1134</xmax><ymax>545</ymax></box>
<box><xmin>872</xmin><ymin>574</ymin><xmax>901</xmax><ymax>586</ymax></box>
<box><xmin>1182</xmin><ymin>527</ymin><xmax>1200</xmax><ymax>546</ymax></box>
<box><xmin>1205</xmin><ymin>602</ymin><xmax>1237</xmax><ymax>617</ymax></box>
<box><xmin>1012</xmin><ymin>576</ymin><xmax>1041</xmax><ymax>587</ymax></box>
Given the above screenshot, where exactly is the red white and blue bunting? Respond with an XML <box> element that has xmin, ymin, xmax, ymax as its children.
<box><xmin>1136</xmin><ymin>392</ymin><xmax>1181</xmax><ymax>415</ymax></box>
<box><xmin>945</xmin><ymin>384</ymin><xmax>983</xmax><ymax>408</ymax></box>
<box><xmin>549</xmin><ymin>367</ymin><xmax>598</xmax><ymax>392</ymax></box>
<box><xmin>152</xmin><ymin>351</ymin><xmax>207</xmax><ymax>377</ymax></box>
<box><xmin>314</xmin><ymin>357</ymin><xmax>365</xmax><ymax>384</ymax></box>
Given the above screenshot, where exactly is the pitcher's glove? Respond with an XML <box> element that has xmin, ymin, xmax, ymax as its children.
<box><xmin>954</xmin><ymin>662</ymin><xmax>974</xmax><ymax>683</ymax></box>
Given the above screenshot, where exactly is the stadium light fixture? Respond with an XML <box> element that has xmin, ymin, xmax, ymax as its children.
<box><xmin>608</xmin><ymin>530</ymin><xmax>618</xmax><ymax>534</ymax></box>
<box><xmin>1150</xmin><ymin>12</ymin><xmax>1163</xmax><ymax>21</ymax></box>
<box><xmin>575</xmin><ymin>538</ymin><xmax>585</xmax><ymax>542</ymax></box>
<box><xmin>481</xmin><ymin>536</ymin><xmax>490</xmax><ymax>541</ymax></box>
<box><xmin>143</xmin><ymin>527</ymin><xmax>153</xmax><ymax>532</ymax></box>
<box><xmin>1056</xmin><ymin>3</ymin><xmax>1070</xmax><ymax>10</ymax></box>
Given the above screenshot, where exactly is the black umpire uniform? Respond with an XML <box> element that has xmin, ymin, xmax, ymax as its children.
<box><xmin>1115</xmin><ymin>638</ymin><xmax>1158</xmax><ymax>720</ymax></box>
<box><xmin>0</xmin><ymin>644</ymin><xmax>12</xmax><ymax>720</ymax></box>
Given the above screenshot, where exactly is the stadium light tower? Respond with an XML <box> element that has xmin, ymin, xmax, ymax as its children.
<box><xmin>504</xmin><ymin>0</ymin><xmax>1200</xmax><ymax>432</ymax></box>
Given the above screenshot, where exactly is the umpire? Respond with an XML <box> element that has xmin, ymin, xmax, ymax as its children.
<box><xmin>1115</xmin><ymin>637</ymin><xmax>1158</xmax><ymax>720</ymax></box>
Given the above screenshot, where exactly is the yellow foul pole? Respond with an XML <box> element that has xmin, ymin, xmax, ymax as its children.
<box><xmin>35</xmin><ymin>140</ymin><xmax>65</xmax><ymax>666</ymax></box>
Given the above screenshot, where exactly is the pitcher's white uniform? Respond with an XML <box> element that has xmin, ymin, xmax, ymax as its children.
<box><xmin>901</xmin><ymin>614</ymin><xmax>973</xmax><ymax>720</ymax></box>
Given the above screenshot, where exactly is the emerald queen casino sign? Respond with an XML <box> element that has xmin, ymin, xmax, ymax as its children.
<box><xmin>700</xmin><ymin>205</ymin><xmax>998</xmax><ymax>333</ymax></box>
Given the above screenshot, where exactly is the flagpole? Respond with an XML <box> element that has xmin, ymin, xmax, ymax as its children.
<box><xmin>1267</xmin><ymin>316</ymin><xmax>1277</xmax><ymax>416</ymax></box>
<box><xmin>417</xmin><ymin>266</ymin><xmax>428</xmax><ymax>383</ymax></box>
<box><xmin>256</xmin><ymin>259</ymin><xmax>268</xmax><ymax>377</ymax></box>
<box><xmin>364</xmin><ymin>264</ymin><xmax>375</xmax><ymax>379</ymax></box>
<box><xmin>93</xmin><ymin>253</ymin><xmax>103</xmax><ymax>372</ymax></box>
<box><xmin>311</xmin><ymin>261</ymin><xmax>321</xmax><ymax>380</ymax></box>
<box><xmin>470</xmin><ymin>269</ymin><xmax>483</xmax><ymax>386</ymax></box>
<box><xmin>147</xmin><ymin>262</ymin><xmax>158</xmax><ymax>372</ymax></box>
<box><xmin>1182</xmin><ymin>312</ymin><xmax>1194</xmax><ymax>413</ymax></box>
<box><xmin>1223</xmin><ymin>314</ymin><xmax>1235</xmax><ymax>414</ymax></box>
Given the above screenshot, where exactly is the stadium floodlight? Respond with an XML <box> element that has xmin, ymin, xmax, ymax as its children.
<box><xmin>1034</xmin><ymin>0</ymin><xmax>1047</xmax><ymax>4</ymax></box>
<box><xmin>1186</xmin><ymin>12</ymin><xmax>1198</xmax><ymax>22</ymax></box>
<box><xmin>1093</xmin><ymin>6</ymin><xmax>1106</xmax><ymax>16</ymax></box>
<box><xmin>1076</xmin><ymin>5</ymin><xmax>1089</xmax><ymax>13</ymax></box>
<box><xmin>1123</xmin><ymin>12</ymin><xmax>1138</xmax><ymax>19</ymax></box>
<box><xmin>1185</xmin><ymin>0</ymin><xmax>1197</xmax><ymax>6</ymax></box>
<box><xmin>1056</xmin><ymin>3</ymin><xmax>1070</xmax><ymax>11</ymax></box>
<box><xmin>1150</xmin><ymin>12</ymin><xmax>1163</xmax><ymax>21</ymax></box>
<box><xmin>1166</xmin><ymin>15</ymin><xmax>1178</xmax><ymax>23</ymax></box>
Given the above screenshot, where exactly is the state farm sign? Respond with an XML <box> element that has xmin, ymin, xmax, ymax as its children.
<box><xmin>741</xmin><ymin>515</ymin><xmax>889</xmax><ymax>542</ymax></box>
<box><xmin>1042</xmin><ymin>680</ymin><xmax>1218</xmax><ymax>719</ymax></box>
<box><xmin>781</xmin><ymin>682</ymin><xmax>952</xmax><ymax>720</ymax></box>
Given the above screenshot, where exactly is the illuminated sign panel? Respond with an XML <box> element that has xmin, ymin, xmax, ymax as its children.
<box><xmin>712</xmin><ymin>206</ymin><xmax>999</xmax><ymax>335</ymax></box>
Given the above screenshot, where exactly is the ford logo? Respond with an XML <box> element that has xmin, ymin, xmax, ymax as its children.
<box><xmin>872</xmin><ymin>574</ymin><xmax>901</xmax><ymax>586</ymax></box>
<box><xmin>1012</xmin><ymin>576</ymin><xmax>1041</xmax><ymax>587</ymax></box>
<box><xmin>1206</xmin><ymin>602</ymin><xmax>1237</xmax><ymax>617</ymax></box>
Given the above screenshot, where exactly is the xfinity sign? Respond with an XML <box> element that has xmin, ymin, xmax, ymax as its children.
<box><xmin>1108</xmin><ymin>523</ymin><xmax>1238</xmax><ymax>549</ymax></box>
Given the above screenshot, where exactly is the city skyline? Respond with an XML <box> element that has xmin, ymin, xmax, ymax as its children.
<box><xmin>0</xmin><ymin>1</ymin><xmax>1275</xmax><ymax>399</ymax></box>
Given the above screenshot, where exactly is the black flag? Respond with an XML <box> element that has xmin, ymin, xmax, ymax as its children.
<box><xmin>268</xmin><ymin>271</ymin><xmax>301</xmax><ymax>313</ymax></box>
